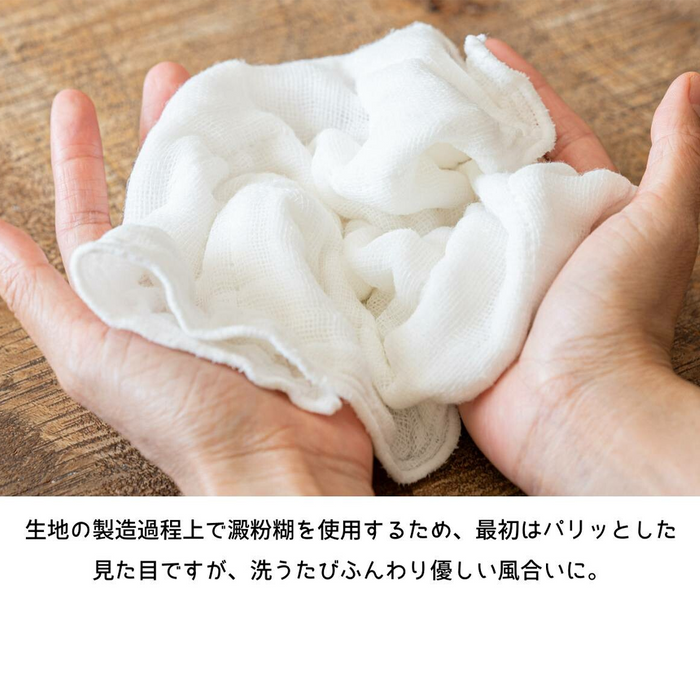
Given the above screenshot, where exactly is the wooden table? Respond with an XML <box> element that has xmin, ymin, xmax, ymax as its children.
<box><xmin>1</xmin><ymin>0</ymin><xmax>699</xmax><ymax>496</ymax></box>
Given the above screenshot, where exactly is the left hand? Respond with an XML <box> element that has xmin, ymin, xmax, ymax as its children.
<box><xmin>0</xmin><ymin>63</ymin><xmax>374</xmax><ymax>495</ymax></box>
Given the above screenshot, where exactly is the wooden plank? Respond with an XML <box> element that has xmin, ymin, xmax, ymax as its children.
<box><xmin>0</xmin><ymin>0</ymin><xmax>698</xmax><ymax>495</ymax></box>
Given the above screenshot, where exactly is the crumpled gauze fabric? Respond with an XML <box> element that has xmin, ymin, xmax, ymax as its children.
<box><xmin>71</xmin><ymin>23</ymin><xmax>636</xmax><ymax>483</ymax></box>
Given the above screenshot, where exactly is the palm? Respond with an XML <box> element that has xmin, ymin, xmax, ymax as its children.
<box><xmin>80</xmin><ymin>321</ymin><xmax>373</xmax><ymax>493</ymax></box>
<box><xmin>459</xmin><ymin>208</ymin><xmax>644</xmax><ymax>492</ymax></box>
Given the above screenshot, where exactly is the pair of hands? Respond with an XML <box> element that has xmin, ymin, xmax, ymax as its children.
<box><xmin>1</xmin><ymin>41</ymin><xmax>699</xmax><ymax>495</ymax></box>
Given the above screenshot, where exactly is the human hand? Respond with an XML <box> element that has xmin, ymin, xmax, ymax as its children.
<box><xmin>0</xmin><ymin>63</ymin><xmax>373</xmax><ymax>495</ymax></box>
<box><xmin>460</xmin><ymin>40</ymin><xmax>700</xmax><ymax>494</ymax></box>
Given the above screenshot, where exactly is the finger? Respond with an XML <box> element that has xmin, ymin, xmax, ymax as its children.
<box><xmin>618</xmin><ymin>73</ymin><xmax>700</xmax><ymax>335</ymax></box>
<box><xmin>0</xmin><ymin>218</ymin><xmax>96</xmax><ymax>386</ymax></box>
<box><xmin>580</xmin><ymin>73</ymin><xmax>700</xmax><ymax>350</ymax></box>
<box><xmin>139</xmin><ymin>62</ymin><xmax>190</xmax><ymax>145</ymax></box>
<box><xmin>638</xmin><ymin>72</ymin><xmax>700</xmax><ymax>220</ymax></box>
<box><xmin>51</xmin><ymin>89</ymin><xmax>111</xmax><ymax>276</ymax></box>
<box><xmin>485</xmin><ymin>38</ymin><xmax>615</xmax><ymax>172</ymax></box>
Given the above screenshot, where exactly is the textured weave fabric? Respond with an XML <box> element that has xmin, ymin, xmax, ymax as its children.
<box><xmin>71</xmin><ymin>23</ymin><xmax>636</xmax><ymax>483</ymax></box>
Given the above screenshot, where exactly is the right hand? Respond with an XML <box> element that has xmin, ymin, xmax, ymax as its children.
<box><xmin>460</xmin><ymin>40</ymin><xmax>700</xmax><ymax>494</ymax></box>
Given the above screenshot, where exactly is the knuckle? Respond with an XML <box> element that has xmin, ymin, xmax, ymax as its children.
<box><xmin>54</xmin><ymin>143</ymin><xmax>104</xmax><ymax>167</ymax></box>
<box><xmin>56</xmin><ymin>186</ymin><xmax>111</xmax><ymax>233</ymax></box>
<box><xmin>0</xmin><ymin>260</ymin><xmax>88</xmax><ymax>403</ymax></box>
<box><xmin>67</xmin><ymin>208</ymin><xmax>110</xmax><ymax>231</ymax></box>
<box><xmin>56</xmin><ymin>342</ymin><xmax>94</xmax><ymax>405</ymax></box>
<box><xmin>56</xmin><ymin>366</ymin><xmax>82</xmax><ymax>402</ymax></box>
<box><xmin>653</xmin><ymin>128</ymin><xmax>700</xmax><ymax>166</ymax></box>
<box><xmin>550</xmin><ymin>125</ymin><xmax>594</xmax><ymax>159</ymax></box>
<box><xmin>630</xmin><ymin>191</ymin><xmax>694</xmax><ymax>238</ymax></box>
<box><xmin>1</xmin><ymin>260</ymin><xmax>39</xmax><ymax>317</ymax></box>
<box><xmin>57</xmin><ymin>352</ymin><xmax>93</xmax><ymax>406</ymax></box>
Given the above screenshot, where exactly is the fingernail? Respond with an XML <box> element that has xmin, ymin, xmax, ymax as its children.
<box><xmin>689</xmin><ymin>73</ymin><xmax>700</xmax><ymax>118</ymax></box>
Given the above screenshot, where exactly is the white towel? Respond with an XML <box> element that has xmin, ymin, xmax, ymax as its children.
<box><xmin>71</xmin><ymin>23</ymin><xmax>636</xmax><ymax>483</ymax></box>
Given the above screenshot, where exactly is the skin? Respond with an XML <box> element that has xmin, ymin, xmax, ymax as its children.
<box><xmin>0</xmin><ymin>43</ymin><xmax>699</xmax><ymax>495</ymax></box>
<box><xmin>460</xmin><ymin>41</ymin><xmax>700</xmax><ymax>495</ymax></box>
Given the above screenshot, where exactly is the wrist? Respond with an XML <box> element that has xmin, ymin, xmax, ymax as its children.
<box><xmin>627</xmin><ymin>373</ymin><xmax>700</xmax><ymax>493</ymax></box>
<box><xmin>524</xmin><ymin>360</ymin><xmax>700</xmax><ymax>494</ymax></box>
<box><xmin>177</xmin><ymin>435</ymin><xmax>374</xmax><ymax>496</ymax></box>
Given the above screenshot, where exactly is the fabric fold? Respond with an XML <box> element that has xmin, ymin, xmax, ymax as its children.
<box><xmin>71</xmin><ymin>23</ymin><xmax>636</xmax><ymax>483</ymax></box>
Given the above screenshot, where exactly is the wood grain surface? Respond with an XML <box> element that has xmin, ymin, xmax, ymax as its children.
<box><xmin>1</xmin><ymin>0</ymin><xmax>699</xmax><ymax>496</ymax></box>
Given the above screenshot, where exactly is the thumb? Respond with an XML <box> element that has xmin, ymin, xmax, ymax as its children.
<box><xmin>639</xmin><ymin>72</ymin><xmax>700</xmax><ymax>220</ymax></box>
<box><xmin>610</xmin><ymin>73</ymin><xmax>700</xmax><ymax>345</ymax></box>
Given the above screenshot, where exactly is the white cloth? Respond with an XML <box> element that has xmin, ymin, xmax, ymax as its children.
<box><xmin>71</xmin><ymin>23</ymin><xmax>636</xmax><ymax>483</ymax></box>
